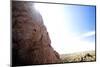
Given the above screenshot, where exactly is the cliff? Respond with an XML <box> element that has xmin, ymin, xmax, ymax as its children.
<box><xmin>12</xmin><ymin>1</ymin><xmax>60</xmax><ymax>66</ymax></box>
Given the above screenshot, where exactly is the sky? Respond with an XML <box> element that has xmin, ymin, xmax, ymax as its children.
<box><xmin>34</xmin><ymin>3</ymin><xmax>96</xmax><ymax>54</ymax></box>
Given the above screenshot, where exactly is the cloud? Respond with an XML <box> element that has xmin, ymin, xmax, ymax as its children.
<box><xmin>81</xmin><ymin>31</ymin><xmax>95</xmax><ymax>38</ymax></box>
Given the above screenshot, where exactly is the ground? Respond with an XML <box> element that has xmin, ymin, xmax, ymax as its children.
<box><xmin>60</xmin><ymin>50</ymin><xmax>96</xmax><ymax>63</ymax></box>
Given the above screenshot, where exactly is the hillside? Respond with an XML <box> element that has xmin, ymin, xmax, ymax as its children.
<box><xmin>60</xmin><ymin>50</ymin><xmax>96</xmax><ymax>63</ymax></box>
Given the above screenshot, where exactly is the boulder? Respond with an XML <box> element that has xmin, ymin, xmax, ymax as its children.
<box><xmin>12</xmin><ymin>1</ymin><xmax>60</xmax><ymax>66</ymax></box>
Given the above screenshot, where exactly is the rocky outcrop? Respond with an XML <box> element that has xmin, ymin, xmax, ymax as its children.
<box><xmin>12</xmin><ymin>1</ymin><xmax>60</xmax><ymax>66</ymax></box>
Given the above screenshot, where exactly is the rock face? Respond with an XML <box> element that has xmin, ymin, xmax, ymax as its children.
<box><xmin>12</xmin><ymin>1</ymin><xmax>60</xmax><ymax>66</ymax></box>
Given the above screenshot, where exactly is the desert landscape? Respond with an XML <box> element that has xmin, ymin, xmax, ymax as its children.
<box><xmin>60</xmin><ymin>50</ymin><xmax>96</xmax><ymax>63</ymax></box>
<box><xmin>12</xmin><ymin>1</ymin><xmax>96</xmax><ymax>66</ymax></box>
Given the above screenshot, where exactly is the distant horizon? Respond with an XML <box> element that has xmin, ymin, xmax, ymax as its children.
<box><xmin>34</xmin><ymin>3</ymin><xmax>96</xmax><ymax>54</ymax></box>
<box><xmin>60</xmin><ymin>50</ymin><xmax>95</xmax><ymax>55</ymax></box>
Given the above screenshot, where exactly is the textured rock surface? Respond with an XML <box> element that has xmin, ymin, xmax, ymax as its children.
<box><xmin>12</xmin><ymin>1</ymin><xmax>60</xmax><ymax>66</ymax></box>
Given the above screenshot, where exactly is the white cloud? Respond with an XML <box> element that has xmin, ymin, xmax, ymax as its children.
<box><xmin>81</xmin><ymin>31</ymin><xmax>95</xmax><ymax>38</ymax></box>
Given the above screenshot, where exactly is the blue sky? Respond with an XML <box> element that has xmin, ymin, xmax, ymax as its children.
<box><xmin>63</xmin><ymin>5</ymin><xmax>96</xmax><ymax>42</ymax></box>
<box><xmin>64</xmin><ymin>5</ymin><xmax>95</xmax><ymax>33</ymax></box>
<box><xmin>34</xmin><ymin>3</ymin><xmax>96</xmax><ymax>54</ymax></box>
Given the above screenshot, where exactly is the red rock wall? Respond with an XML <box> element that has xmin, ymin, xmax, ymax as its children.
<box><xmin>12</xmin><ymin>1</ymin><xmax>60</xmax><ymax>66</ymax></box>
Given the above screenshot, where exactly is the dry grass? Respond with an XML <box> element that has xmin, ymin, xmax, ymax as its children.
<box><xmin>60</xmin><ymin>50</ymin><xmax>96</xmax><ymax>63</ymax></box>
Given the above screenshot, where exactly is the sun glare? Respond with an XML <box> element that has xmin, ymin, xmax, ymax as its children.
<box><xmin>34</xmin><ymin>3</ymin><xmax>95</xmax><ymax>54</ymax></box>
